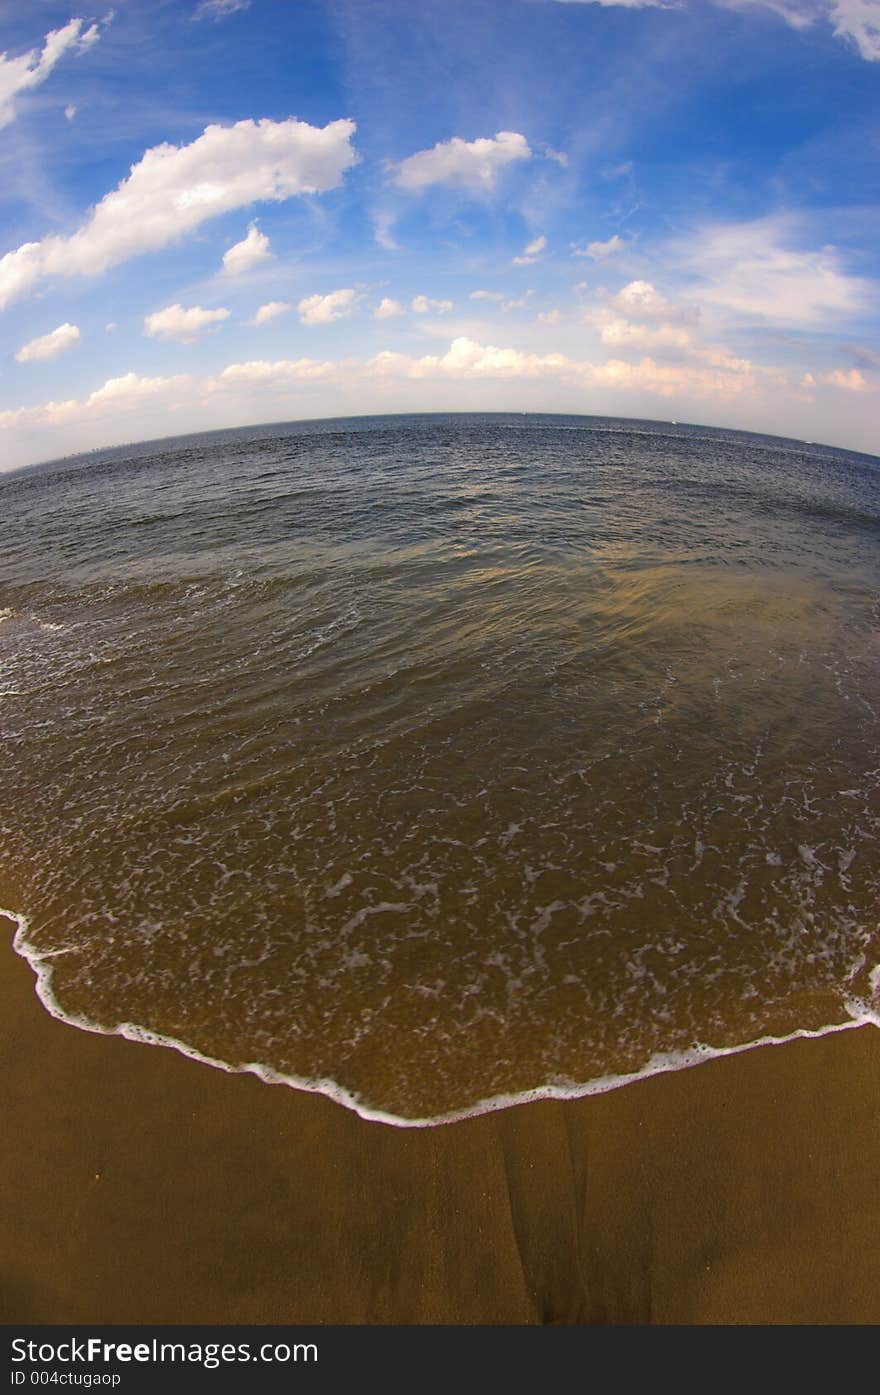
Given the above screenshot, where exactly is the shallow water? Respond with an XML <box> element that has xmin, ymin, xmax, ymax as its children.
<box><xmin>1</xmin><ymin>412</ymin><xmax>878</xmax><ymax>1121</ymax></box>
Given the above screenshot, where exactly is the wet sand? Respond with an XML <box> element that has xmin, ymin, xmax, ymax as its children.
<box><xmin>2</xmin><ymin>912</ymin><xmax>878</xmax><ymax>1325</ymax></box>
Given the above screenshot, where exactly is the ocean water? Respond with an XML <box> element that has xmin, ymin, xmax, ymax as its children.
<box><xmin>1</xmin><ymin>412</ymin><xmax>878</xmax><ymax>1123</ymax></box>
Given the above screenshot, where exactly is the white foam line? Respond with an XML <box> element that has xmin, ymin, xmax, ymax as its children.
<box><xmin>3</xmin><ymin>905</ymin><xmax>879</xmax><ymax>1130</ymax></box>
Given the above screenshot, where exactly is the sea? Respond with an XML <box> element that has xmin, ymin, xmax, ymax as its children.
<box><xmin>1</xmin><ymin>412</ymin><xmax>878</xmax><ymax>1124</ymax></box>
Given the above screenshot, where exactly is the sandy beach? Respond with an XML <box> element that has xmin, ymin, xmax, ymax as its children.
<box><xmin>2</xmin><ymin>912</ymin><xmax>878</xmax><ymax>1325</ymax></box>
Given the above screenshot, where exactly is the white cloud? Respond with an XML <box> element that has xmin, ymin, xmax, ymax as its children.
<box><xmin>15</xmin><ymin>322</ymin><xmax>81</xmax><ymax>363</ymax></box>
<box><xmin>572</xmin><ymin>234</ymin><xmax>626</xmax><ymax>259</ymax></box>
<box><xmin>0</xmin><ymin>333</ymin><xmax>805</xmax><ymax>471</ymax></box>
<box><xmin>513</xmin><ymin>234</ymin><xmax>547</xmax><ymax>266</ymax></box>
<box><xmin>144</xmin><ymin>303</ymin><xmax>230</xmax><ymax>342</ymax></box>
<box><xmin>674</xmin><ymin>217</ymin><xmax>870</xmax><ymax>325</ymax></box>
<box><xmin>538</xmin><ymin>309</ymin><xmax>561</xmax><ymax>325</ymax></box>
<box><xmin>610</xmin><ymin>279</ymin><xmax>698</xmax><ymax>324</ymax></box>
<box><xmin>250</xmin><ymin>300</ymin><xmax>292</xmax><ymax>327</ymax></box>
<box><xmin>298</xmin><ymin>288</ymin><xmax>356</xmax><ymax>325</ymax></box>
<box><xmin>222</xmin><ymin>222</ymin><xmax>272</xmax><ymax>275</ymax></box>
<box><xmin>64</xmin><ymin>103</ymin><xmax>77</xmax><ymax>121</ymax></box>
<box><xmin>393</xmin><ymin>131</ymin><xmax>532</xmax><ymax>192</ymax></box>
<box><xmin>587</xmin><ymin>355</ymin><xmax>759</xmax><ymax>397</ymax></box>
<box><xmin>374</xmin><ymin>297</ymin><xmax>404</xmax><ymax>319</ymax></box>
<box><xmin>825</xmin><ymin>367</ymin><xmax>875</xmax><ymax>390</ymax></box>
<box><xmin>0</xmin><ymin>371</ymin><xmax>192</xmax><ymax>433</ymax></box>
<box><xmin>411</xmin><ymin>295</ymin><xmax>454</xmax><ymax>314</ymax></box>
<box><xmin>81</xmin><ymin>372</ymin><xmax>191</xmax><ymax>415</ymax></box>
<box><xmin>469</xmin><ymin>289</ymin><xmax>506</xmax><ymax>302</ymax></box>
<box><xmin>105</xmin><ymin>322</ymin><xmax>117</xmax><ymax>332</ymax></box>
<box><xmin>0</xmin><ymin>18</ymin><xmax>102</xmax><ymax>130</ymax></box>
<box><xmin>217</xmin><ymin>358</ymin><xmax>340</xmax><ymax>385</ymax></box>
<box><xmin>596</xmin><ymin>316</ymin><xmax>694</xmax><ymax>351</ymax></box>
<box><xmin>367</xmin><ymin>337</ymin><xmax>570</xmax><ymax>381</ymax></box>
<box><xmin>829</xmin><ymin>0</ymin><xmax>880</xmax><ymax>60</ymax></box>
<box><xmin>194</xmin><ymin>0</ymin><xmax>252</xmax><ymax>19</ymax></box>
<box><xmin>0</xmin><ymin>116</ymin><xmax>358</xmax><ymax>312</ymax></box>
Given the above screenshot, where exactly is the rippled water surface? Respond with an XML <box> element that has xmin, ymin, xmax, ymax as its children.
<box><xmin>1</xmin><ymin>413</ymin><xmax>878</xmax><ymax>1121</ymax></box>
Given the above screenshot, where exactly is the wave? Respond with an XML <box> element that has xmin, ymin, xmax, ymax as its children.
<box><xmin>5</xmin><ymin>904</ymin><xmax>878</xmax><ymax>1129</ymax></box>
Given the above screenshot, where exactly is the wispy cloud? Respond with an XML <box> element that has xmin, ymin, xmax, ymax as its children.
<box><xmin>553</xmin><ymin>0</ymin><xmax>880</xmax><ymax>61</ymax></box>
<box><xmin>672</xmin><ymin>216</ymin><xmax>872</xmax><ymax>325</ymax></box>
<box><xmin>0</xmin><ymin>17</ymin><xmax>103</xmax><ymax>130</ymax></box>
<box><xmin>718</xmin><ymin>2</ymin><xmax>880</xmax><ymax>59</ymax></box>
<box><xmin>194</xmin><ymin>0</ymin><xmax>252</xmax><ymax>20</ymax></box>
<box><xmin>572</xmin><ymin>234</ymin><xmax>627</xmax><ymax>259</ymax></box>
<box><xmin>513</xmin><ymin>234</ymin><xmax>547</xmax><ymax>266</ymax></box>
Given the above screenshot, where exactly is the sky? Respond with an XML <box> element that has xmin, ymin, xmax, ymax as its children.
<box><xmin>0</xmin><ymin>0</ymin><xmax>878</xmax><ymax>471</ymax></box>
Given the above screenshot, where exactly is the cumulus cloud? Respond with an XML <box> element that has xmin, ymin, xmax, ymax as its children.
<box><xmin>609</xmin><ymin>280</ymin><xmax>698</xmax><ymax>324</ymax></box>
<box><xmin>64</xmin><ymin>103</ymin><xmax>77</xmax><ymax>121</ymax></box>
<box><xmin>0</xmin><ymin>17</ymin><xmax>102</xmax><ymax>130</ymax></box>
<box><xmin>393</xmin><ymin>131</ymin><xmax>532</xmax><ymax>191</ymax></box>
<box><xmin>298</xmin><ymin>288</ymin><xmax>356</xmax><ymax>325</ymax></box>
<box><xmin>144</xmin><ymin>303</ymin><xmax>230</xmax><ymax>342</ymax></box>
<box><xmin>411</xmin><ymin>295</ymin><xmax>453</xmax><ymax>314</ymax></box>
<box><xmin>513</xmin><ymin>234</ymin><xmax>547</xmax><ymax>266</ymax></box>
<box><xmin>0</xmin><ymin>116</ymin><xmax>358</xmax><ymax>312</ymax></box>
<box><xmin>0</xmin><ymin>334</ymin><xmax>784</xmax><ymax>468</ymax></box>
<box><xmin>249</xmin><ymin>301</ymin><xmax>292</xmax><ymax>327</ymax></box>
<box><xmin>222</xmin><ymin>222</ymin><xmax>272</xmax><ymax>275</ymax></box>
<box><xmin>572</xmin><ymin>234</ymin><xmax>626</xmax><ymax>259</ymax></box>
<box><xmin>15</xmin><ymin>322</ymin><xmax>81</xmax><ymax>363</ymax></box>
<box><xmin>469</xmin><ymin>289</ymin><xmax>506</xmax><ymax>302</ymax></box>
<box><xmin>367</xmin><ymin>337</ymin><xmax>569</xmax><ymax>381</ymax></box>
<box><xmin>825</xmin><ymin>367</ymin><xmax>874</xmax><ymax>390</ymax></box>
<box><xmin>374</xmin><ymin>297</ymin><xmax>404</xmax><ymax>319</ymax></box>
<box><xmin>674</xmin><ymin>217</ymin><xmax>870</xmax><ymax>325</ymax></box>
<box><xmin>0</xmin><ymin>371</ymin><xmax>192</xmax><ymax>433</ymax></box>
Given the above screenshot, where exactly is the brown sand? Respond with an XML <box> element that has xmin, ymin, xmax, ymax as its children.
<box><xmin>2</xmin><ymin>913</ymin><xmax>878</xmax><ymax>1325</ymax></box>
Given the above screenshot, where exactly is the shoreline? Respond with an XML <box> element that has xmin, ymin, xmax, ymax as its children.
<box><xmin>6</xmin><ymin>906</ymin><xmax>879</xmax><ymax>1130</ymax></box>
<box><xmin>3</xmin><ymin>910</ymin><xmax>880</xmax><ymax>1323</ymax></box>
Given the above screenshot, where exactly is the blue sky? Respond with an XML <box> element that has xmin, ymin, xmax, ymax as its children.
<box><xmin>0</xmin><ymin>0</ymin><xmax>878</xmax><ymax>469</ymax></box>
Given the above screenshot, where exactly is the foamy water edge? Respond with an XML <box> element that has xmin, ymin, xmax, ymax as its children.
<box><xmin>4</xmin><ymin>906</ymin><xmax>879</xmax><ymax>1129</ymax></box>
